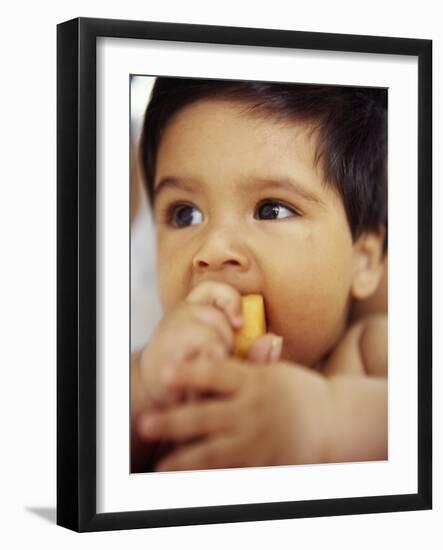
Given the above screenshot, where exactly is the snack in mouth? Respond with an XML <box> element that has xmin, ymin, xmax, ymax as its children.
<box><xmin>233</xmin><ymin>294</ymin><xmax>266</xmax><ymax>358</ymax></box>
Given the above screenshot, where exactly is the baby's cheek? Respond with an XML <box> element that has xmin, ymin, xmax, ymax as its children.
<box><xmin>157</xmin><ymin>282</ymin><xmax>180</xmax><ymax>313</ymax></box>
<box><xmin>155</xmin><ymin>264</ymin><xmax>177</xmax><ymax>312</ymax></box>
<box><xmin>156</xmin><ymin>237</ymin><xmax>193</xmax><ymax>307</ymax></box>
<box><xmin>268</xmin><ymin>283</ymin><xmax>348</xmax><ymax>366</ymax></box>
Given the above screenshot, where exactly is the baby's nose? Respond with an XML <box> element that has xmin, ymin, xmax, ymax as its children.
<box><xmin>192</xmin><ymin>230</ymin><xmax>251</xmax><ymax>272</ymax></box>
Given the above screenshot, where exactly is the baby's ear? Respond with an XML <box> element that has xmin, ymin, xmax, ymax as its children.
<box><xmin>351</xmin><ymin>225</ymin><xmax>386</xmax><ymax>300</ymax></box>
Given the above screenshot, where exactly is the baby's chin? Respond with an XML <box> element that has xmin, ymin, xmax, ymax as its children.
<box><xmin>278</xmin><ymin>345</ymin><xmax>314</xmax><ymax>367</ymax></box>
<box><xmin>281</xmin><ymin>328</ymin><xmax>348</xmax><ymax>369</ymax></box>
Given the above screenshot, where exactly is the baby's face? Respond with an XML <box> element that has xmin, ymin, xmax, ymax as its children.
<box><xmin>153</xmin><ymin>99</ymin><xmax>356</xmax><ymax>366</ymax></box>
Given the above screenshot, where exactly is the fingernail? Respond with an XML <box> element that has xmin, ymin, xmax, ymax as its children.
<box><xmin>269</xmin><ymin>336</ymin><xmax>283</xmax><ymax>362</ymax></box>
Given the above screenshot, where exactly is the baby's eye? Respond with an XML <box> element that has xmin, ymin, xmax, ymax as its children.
<box><xmin>255</xmin><ymin>201</ymin><xmax>298</xmax><ymax>220</ymax></box>
<box><xmin>170</xmin><ymin>204</ymin><xmax>204</xmax><ymax>228</ymax></box>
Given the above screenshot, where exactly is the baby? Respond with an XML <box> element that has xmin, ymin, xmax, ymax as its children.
<box><xmin>131</xmin><ymin>78</ymin><xmax>388</xmax><ymax>472</ymax></box>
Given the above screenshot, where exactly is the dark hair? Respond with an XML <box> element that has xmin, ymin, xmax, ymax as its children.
<box><xmin>139</xmin><ymin>77</ymin><xmax>387</xmax><ymax>249</ymax></box>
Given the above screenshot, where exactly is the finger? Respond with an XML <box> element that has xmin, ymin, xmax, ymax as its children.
<box><xmin>155</xmin><ymin>435</ymin><xmax>238</xmax><ymax>471</ymax></box>
<box><xmin>186</xmin><ymin>303</ymin><xmax>235</xmax><ymax>351</ymax></box>
<box><xmin>171</xmin><ymin>324</ymin><xmax>229</xmax><ymax>365</ymax></box>
<box><xmin>247</xmin><ymin>334</ymin><xmax>283</xmax><ymax>363</ymax></box>
<box><xmin>164</xmin><ymin>356</ymin><xmax>246</xmax><ymax>396</ymax></box>
<box><xmin>186</xmin><ymin>281</ymin><xmax>243</xmax><ymax>329</ymax></box>
<box><xmin>138</xmin><ymin>399</ymin><xmax>236</xmax><ymax>442</ymax></box>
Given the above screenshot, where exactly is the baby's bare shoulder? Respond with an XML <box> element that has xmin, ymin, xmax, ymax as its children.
<box><xmin>322</xmin><ymin>314</ymin><xmax>387</xmax><ymax>378</ymax></box>
<box><xmin>358</xmin><ymin>314</ymin><xmax>387</xmax><ymax>377</ymax></box>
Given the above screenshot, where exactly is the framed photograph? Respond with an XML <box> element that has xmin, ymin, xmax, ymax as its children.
<box><xmin>57</xmin><ymin>17</ymin><xmax>432</xmax><ymax>532</ymax></box>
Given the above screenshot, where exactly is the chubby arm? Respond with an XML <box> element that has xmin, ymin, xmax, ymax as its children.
<box><xmin>321</xmin><ymin>314</ymin><xmax>388</xmax><ymax>462</ymax></box>
<box><xmin>323</xmin><ymin>374</ymin><xmax>387</xmax><ymax>462</ymax></box>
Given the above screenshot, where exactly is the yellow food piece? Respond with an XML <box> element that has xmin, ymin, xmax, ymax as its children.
<box><xmin>234</xmin><ymin>294</ymin><xmax>266</xmax><ymax>358</ymax></box>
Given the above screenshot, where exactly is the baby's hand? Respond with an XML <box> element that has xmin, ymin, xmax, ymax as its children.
<box><xmin>136</xmin><ymin>356</ymin><xmax>331</xmax><ymax>470</ymax></box>
<box><xmin>138</xmin><ymin>281</ymin><xmax>244</xmax><ymax>407</ymax></box>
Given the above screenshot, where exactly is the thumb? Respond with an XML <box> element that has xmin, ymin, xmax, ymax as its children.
<box><xmin>247</xmin><ymin>334</ymin><xmax>283</xmax><ymax>363</ymax></box>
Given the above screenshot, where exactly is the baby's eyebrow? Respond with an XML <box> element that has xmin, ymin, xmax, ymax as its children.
<box><xmin>154</xmin><ymin>175</ymin><xmax>325</xmax><ymax>206</ymax></box>
<box><xmin>154</xmin><ymin>177</ymin><xmax>198</xmax><ymax>200</ymax></box>
<box><xmin>243</xmin><ymin>176</ymin><xmax>325</xmax><ymax>206</ymax></box>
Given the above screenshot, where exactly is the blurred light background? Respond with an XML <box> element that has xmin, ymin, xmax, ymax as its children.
<box><xmin>130</xmin><ymin>75</ymin><xmax>162</xmax><ymax>352</ymax></box>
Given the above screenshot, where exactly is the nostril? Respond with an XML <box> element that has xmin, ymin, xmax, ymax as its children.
<box><xmin>194</xmin><ymin>258</ymin><xmax>241</xmax><ymax>269</ymax></box>
<box><xmin>195</xmin><ymin>259</ymin><xmax>209</xmax><ymax>269</ymax></box>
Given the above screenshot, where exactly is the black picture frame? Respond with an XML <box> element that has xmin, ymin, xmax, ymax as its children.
<box><xmin>57</xmin><ymin>17</ymin><xmax>432</xmax><ymax>532</ymax></box>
